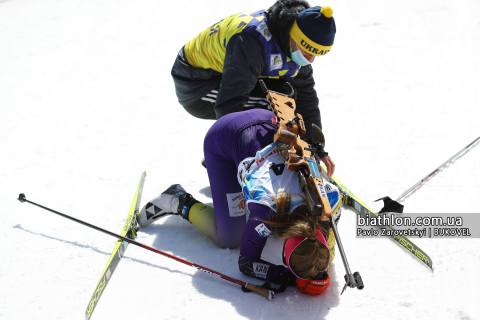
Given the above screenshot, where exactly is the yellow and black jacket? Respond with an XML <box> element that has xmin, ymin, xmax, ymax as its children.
<box><xmin>171</xmin><ymin>8</ymin><xmax>322</xmax><ymax>140</ymax></box>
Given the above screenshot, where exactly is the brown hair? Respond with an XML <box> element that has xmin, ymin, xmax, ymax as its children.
<box><xmin>265</xmin><ymin>190</ymin><xmax>330</xmax><ymax>279</ymax></box>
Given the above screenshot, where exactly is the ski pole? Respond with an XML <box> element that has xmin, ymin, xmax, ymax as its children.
<box><xmin>311</xmin><ymin>151</ymin><xmax>364</xmax><ymax>294</ymax></box>
<box><xmin>394</xmin><ymin>135</ymin><xmax>480</xmax><ymax>202</ymax></box>
<box><xmin>376</xmin><ymin>135</ymin><xmax>480</xmax><ymax>213</ymax></box>
<box><xmin>17</xmin><ymin>193</ymin><xmax>275</xmax><ymax>301</ymax></box>
<box><xmin>329</xmin><ymin>215</ymin><xmax>364</xmax><ymax>294</ymax></box>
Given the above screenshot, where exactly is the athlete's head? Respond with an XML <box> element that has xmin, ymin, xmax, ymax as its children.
<box><xmin>267</xmin><ymin>191</ymin><xmax>331</xmax><ymax>279</ymax></box>
<box><xmin>283</xmin><ymin>225</ymin><xmax>330</xmax><ymax>279</ymax></box>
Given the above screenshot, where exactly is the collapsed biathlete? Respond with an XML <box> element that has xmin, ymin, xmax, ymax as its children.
<box><xmin>137</xmin><ymin>109</ymin><xmax>341</xmax><ymax>295</ymax></box>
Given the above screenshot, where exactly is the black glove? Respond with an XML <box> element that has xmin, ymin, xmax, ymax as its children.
<box><xmin>279</xmin><ymin>268</ymin><xmax>297</xmax><ymax>287</ymax></box>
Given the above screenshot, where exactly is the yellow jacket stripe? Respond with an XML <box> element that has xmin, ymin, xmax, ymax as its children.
<box><xmin>185</xmin><ymin>11</ymin><xmax>264</xmax><ymax>73</ymax></box>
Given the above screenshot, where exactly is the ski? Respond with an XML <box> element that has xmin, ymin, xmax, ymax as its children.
<box><xmin>319</xmin><ymin>165</ymin><xmax>433</xmax><ymax>270</ymax></box>
<box><xmin>85</xmin><ymin>172</ymin><xmax>146</xmax><ymax>320</ymax></box>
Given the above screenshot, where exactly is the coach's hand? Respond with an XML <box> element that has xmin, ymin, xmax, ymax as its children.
<box><xmin>320</xmin><ymin>156</ymin><xmax>335</xmax><ymax>178</ymax></box>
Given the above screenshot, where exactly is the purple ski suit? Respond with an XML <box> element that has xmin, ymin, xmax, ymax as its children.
<box><xmin>203</xmin><ymin>109</ymin><xmax>290</xmax><ymax>283</ymax></box>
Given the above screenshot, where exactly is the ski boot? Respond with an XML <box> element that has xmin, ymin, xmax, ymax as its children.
<box><xmin>137</xmin><ymin>184</ymin><xmax>199</xmax><ymax>227</ymax></box>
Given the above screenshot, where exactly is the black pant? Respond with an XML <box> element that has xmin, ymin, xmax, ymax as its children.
<box><xmin>182</xmin><ymin>77</ymin><xmax>292</xmax><ymax>121</ymax></box>
<box><xmin>183</xmin><ymin>93</ymin><xmax>218</xmax><ymax>120</ymax></box>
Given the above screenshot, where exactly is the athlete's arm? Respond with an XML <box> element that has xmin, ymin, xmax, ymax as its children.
<box><xmin>214</xmin><ymin>33</ymin><xmax>266</xmax><ymax>118</ymax></box>
<box><xmin>238</xmin><ymin>202</ymin><xmax>292</xmax><ymax>284</ymax></box>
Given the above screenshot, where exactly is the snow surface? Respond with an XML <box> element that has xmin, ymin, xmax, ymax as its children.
<box><xmin>1</xmin><ymin>0</ymin><xmax>480</xmax><ymax>319</ymax></box>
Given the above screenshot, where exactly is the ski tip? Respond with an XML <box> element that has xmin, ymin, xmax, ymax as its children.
<box><xmin>18</xmin><ymin>193</ymin><xmax>26</xmax><ymax>203</ymax></box>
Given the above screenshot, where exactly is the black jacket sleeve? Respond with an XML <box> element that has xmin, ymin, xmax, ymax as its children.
<box><xmin>215</xmin><ymin>31</ymin><xmax>322</xmax><ymax>141</ymax></box>
<box><xmin>214</xmin><ymin>33</ymin><xmax>266</xmax><ymax>119</ymax></box>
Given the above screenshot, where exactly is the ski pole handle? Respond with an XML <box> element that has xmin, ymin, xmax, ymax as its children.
<box><xmin>244</xmin><ymin>283</ymin><xmax>275</xmax><ymax>301</ymax></box>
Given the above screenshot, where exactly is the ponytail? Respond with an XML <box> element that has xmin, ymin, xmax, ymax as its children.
<box><xmin>263</xmin><ymin>191</ymin><xmax>331</xmax><ymax>279</ymax></box>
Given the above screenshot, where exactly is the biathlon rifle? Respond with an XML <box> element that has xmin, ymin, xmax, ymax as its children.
<box><xmin>259</xmin><ymin>80</ymin><xmax>364</xmax><ymax>294</ymax></box>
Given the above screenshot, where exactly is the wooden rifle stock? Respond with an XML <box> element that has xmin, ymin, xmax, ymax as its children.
<box><xmin>264</xmin><ymin>86</ymin><xmax>332</xmax><ymax>221</ymax></box>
